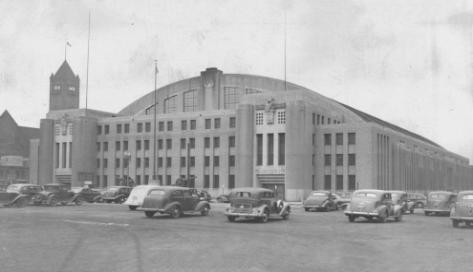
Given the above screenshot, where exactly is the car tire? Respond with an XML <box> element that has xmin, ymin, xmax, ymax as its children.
<box><xmin>48</xmin><ymin>196</ymin><xmax>58</xmax><ymax>207</ymax></box>
<box><xmin>260</xmin><ymin>210</ymin><xmax>270</xmax><ymax>223</ymax></box>
<box><xmin>129</xmin><ymin>205</ymin><xmax>137</xmax><ymax>211</ymax></box>
<box><xmin>452</xmin><ymin>219</ymin><xmax>459</xmax><ymax>228</ymax></box>
<box><xmin>227</xmin><ymin>216</ymin><xmax>236</xmax><ymax>222</ymax></box>
<box><xmin>378</xmin><ymin>212</ymin><xmax>387</xmax><ymax>223</ymax></box>
<box><xmin>171</xmin><ymin>206</ymin><xmax>181</xmax><ymax>218</ymax></box>
<box><xmin>348</xmin><ymin>215</ymin><xmax>355</xmax><ymax>222</ymax></box>
<box><xmin>74</xmin><ymin>198</ymin><xmax>83</xmax><ymax>206</ymax></box>
<box><xmin>200</xmin><ymin>205</ymin><xmax>210</xmax><ymax>216</ymax></box>
<box><xmin>395</xmin><ymin>212</ymin><xmax>403</xmax><ymax>222</ymax></box>
<box><xmin>145</xmin><ymin>211</ymin><xmax>156</xmax><ymax>218</ymax></box>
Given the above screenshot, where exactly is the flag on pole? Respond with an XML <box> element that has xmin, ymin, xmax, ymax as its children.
<box><xmin>155</xmin><ymin>61</ymin><xmax>159</xmax><ymax>75</ymax></box>
<box><xmin>66</xmin><ymin>41</ymin><xmax>72</xmax><ymax>47</ymax></box>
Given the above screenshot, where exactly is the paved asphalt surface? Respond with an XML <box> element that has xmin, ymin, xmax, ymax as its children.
<box><xmin>0</xmin><ymin>203</ymin><xmax>472</xmax><ymax>272</ymax></box>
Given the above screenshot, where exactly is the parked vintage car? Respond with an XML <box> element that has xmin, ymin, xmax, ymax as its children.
<box><xmin>388</xmin><ymin>190</ymin><xmax>409</xmax><ymax>213</ymax></box>
<box><xmin>102</xmin><ymin>186</ymin><xmax>132</xmax><ymax>203</ymax></box>
<box><xmin>450</xmin><ymin>191</ymin><xmax>473</xmax><ymax>228</ymax></box>
<box><xmin>123</xmin><ymin>185</ymin><xmax>161</xmax><ymax>210</ymax></box>
<box><xmin>139</xmin><ymin>186</ymin><xmax>211</xmax><ymax>218</ymax></box>
<box><xmin>424</xmin><ymin>191</ymin><xmax>457</xmax><ymax>216</ymax></box>
<box><xmin>224</xmin><ymin>187</ymin><xmax>290</xmax><ymax>223</ymax></box>
<box><xmin>32</xmin><ymin>184</ymin><xmax>82</xmax><ymax>206</ymax></box>
<box><xmin>303</xmin><ymin>191</ymin><xmax>338</xmax><ymax>212</ymax></box>
<box><xmin>407</xmin><ymin>192</ymin><xmax>427</xmax><ymax>213</ymax></box>
<box><xmin>70</xmin><ymin>187</ymin><xmax>103</xmax><ymax>203</ymax></box>
<box><xmin>333</xmin><ymin>192</ymin><xmax>352</xmax><ymax>210</ymax></box>
<box><xmin>344</xmin><ymin>189</ymin><xmax>403</xmax><ymax>223</ymax></box>
<box><xmin>0</xmin><ymin>183</ymin><xmax>42</xmax><ymax>207</ymax></box>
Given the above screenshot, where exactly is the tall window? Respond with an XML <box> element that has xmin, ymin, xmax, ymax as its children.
<box><xmin>324</xmin><ymin>134</ymin><xmax>331</xmax><ymax>146</ymax></box>
<box><xmin>115</xmin><ymin>141</ymin><xmax>121</xmax><ymax>151</ymax></box>
<box><xmin>164</xmin><ymin>96</ymin><xmax>177</xmax><ymax>113</ymax></box>
<box><xmin>204</xmin><ymin>137</ymin><xmax>210</xmax><ymax>148</ymax></box>
<box><xmin>324</xmin><ymin>154</ymin><xmax>331</xmax><ymax>166</ymax></box>
<box><xmin>204</xmin><ymin>156</ymin><xmax>210</xmax><ymax>167</ymax></box>
<box><xmin>213</xmin><ymin>175</ymin><xmax>220</xmax><ymax>188</ymax></box>
<box><xmin>144</xmin><ymin>158</ymin><xmax>149</xmax><ymax>168</ymax></box>
<box><xmin>104</xmin><ymin>125</ymin><xmax>109</xmax><ymax>134</ymax></box>
<box><xmin>214</xmin><ymin>156</ymin><xmax>220</xmax><ymax>167</ymax></box>
<box><xmin>348</xmin><ymin>133</ymin><xmax>356</xmax><ymax>145</ymax></box>
<box><xmin>348</xmin><ymin>154</ymin><xmax>356</xmax><ymax>166</ymax></box>
<box><xmin>229</xmin><ymin>117</ymin><xmax>236</xmax><ymax>128</ymax></box>
<box><xmin>137</xmin><ymin>123</ymin><xmax>143</xmax><ymax>133</ymax></box>
<box><xmin>166</xmin><ymin>157</ymin><xmax>172</xmax><ymax>167</ymax></box>
<box><xmin>336</xmin><ymin>133</ymin><xmax>343</xmax><ymax>145</ymax></box>
<box><xmin>157</xmin><ymin>139</ymin><xmax>163</xmax><ymax>150</ymax></box>
<box><xmin>158</xmin><ymin>121</ymin><xmax>164</xmax><ymax>132</ymax></box>
<box><xmin>166</xmin><ymin>139</ymin><xmax>172</xmax><ymax>149</ymax></box>
<box><xmin>181</xmin><ymin>120</ymin><xmax>187</xmax><ymax>130</ymax></box>
<box><xmin>205</xmin><ymin>119</ymin><xmax>211</xmax><ymax>129</ymax></box>
<box><xmin>228</xmin><ymin>175</ymin><xmax>235</xmax><ymax>189</ymax></box>
<box><xmin>336</xmin><ymin>154</ymin><xmax>343</xmax><ymax>166</ymax></box>
<box><xmin>144</xmin><ymin>140</ymin><xmax>150</xmax><ymax>150</ymax></box>
<box><xmin>116</xmin><ymin>124</ymin><xmax>122</xmax><ymax>134</ymax></box>
<box><xmin>103</xmin><ymin>142</ymin><xmax>108</xmax><ymax>151</ymax></box>
<box><xmin>267</xmin><ymin>134</ymin><xmax>274</xmax><ymax>165</ymax></box>
<box><xmin>136</xmin><ymin>158</ymin><xmax>141</xmax><ymax>168</ymax></box>
<box><xmin>167</xmin><ymin>121</ymin><xmax>173</xmax><ymax>131</ymax></box>
<box><xmin>336</xmin><ymin>175</ymin><xmax>343</xmax><ymax>190</ymax></box>
<box><xmin>136</xmin><ymin>140</ymin><xmax>142</xmax><ymax>150</ymax></box>
<box><xmin>214</xmin><ymin>118</ymin><xmax>221</xmax><ymax>129</ymax></box>
<box><xmin>190</xmin><ymin>120</ymin><xmax>196</xmax><ymax>130</ymax></box>
<box><xmin>278</xmin><ymin>133</ymin><xmax>285</xmax><ymax>165</ymax></box>
<box><xmin>224</xmin><ymin>87</ymin><xmax>240</xmax><ymax>109</ymax></box>
<box><xmin>256</xmin><ymin>134</ymin><xmax>263</xmax><ymax>165</ymax></box>
<box><xmin>123</xmin><ymin>140</ymin><xmax>128</xmax><ymax>151</ymax></box>
<box><xmin>229</xmin><ymin>155</ymin><xmax>235</xmax><ymax>167</ymax></box>
<box><xmin>183</xmin><ymin>90</ymin><xmax>197</xmax><ymax>112</ymax></box>
<box><xmin>324</xmin><ymin>175</ymin><xmax>331</xmax><ymax>190</ymax></box>
<box><xmin>124</xmin><ymin>124</ymin><xmax>129</xmax><ymax>133</ymax></box>
<box><xmin>213</xmin><ymin>137</ymin><xmax>220</xmax><ymax>148</ymax></box>
<box><xmin>348</xmin><ymin>175</ymin><xmax>356</xmax><ymax>190</ymax></box>
<box><xmin>180</xmin><ymin>138</ymin><xmax>186</xmax><ymax>149</ymax></box>
<box><xmin>229</xmin><ymin>136</ymin><xmax>235</xmax><ymax>148</ymax></box>
<box><xmin>145</xmin><ymin>122</ymin><xmax>151</xmax><ymax>132</ymax></box>
<box><xmin>204</xmin><ymin>175</ymin><xmax>210</xmax><ymax>188</ymax></box>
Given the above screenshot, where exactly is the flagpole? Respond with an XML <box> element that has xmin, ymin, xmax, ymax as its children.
<box><xmin>153</xmin><ymin>60</ymin><xmax>158</xmax><ymax>184</ymax></box>
<box><xmin>85</xmin><ymin>11</ymin><xmax>91</xmax><ymax>115</ymax></box>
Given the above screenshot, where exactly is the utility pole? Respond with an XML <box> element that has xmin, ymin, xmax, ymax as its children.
<box><xmin>153</xmin><ymin>60</ymin><xmax>159</xmax><ymax>184</ymax></box>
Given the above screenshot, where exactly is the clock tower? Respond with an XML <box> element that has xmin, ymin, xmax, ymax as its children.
<box><xmin>49</xmin><ymin>60</ymin><xmax>80</xmax><ymax>111</ymax></box>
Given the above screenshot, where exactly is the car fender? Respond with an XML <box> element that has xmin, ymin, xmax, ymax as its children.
<box><xmin>71</xmin><ymin>194</ymin><xmax>81</xmax><ymax>202</ymax></box>
<box><xmin>375</xmin><ymin>205</ymin><xmax>388</xmax><ymax>216</ymax></box>
<box><xmin>194</xmin><ymin>201</ymin><xmax>210</xmax><ymax>211</ymax></box>
<box><xmin>393</xmin><ymin>205</ymin><xmax>403</xmax><ymax>216</ymax></box>
<box><xmin>163</xmin><ymin>201</ymin><xmax>181</xmax><ymax>212</ymax></box>
<box><xmin>92</xmin><ymin>195</ymin><xmax>103</xmax><ymax>202</ymax></box>
<box><xmin>278</xmin><ymin>202</ymin><xmax>291</xmax><ymax>216</ymax></box>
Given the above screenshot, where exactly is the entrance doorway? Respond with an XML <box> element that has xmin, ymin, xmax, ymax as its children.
<box><xmin>261</xmin><ymin>183</ymin><xmax>285</xmax><ymax>200</ymax></box>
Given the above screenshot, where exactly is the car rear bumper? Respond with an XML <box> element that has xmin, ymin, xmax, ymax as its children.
<box><xmin>450</xmin><ymin>216</ymin><xmax>473</xmax><ymax>221</ymax></box>
<box><xmin>138</xmin><ymin>207</ymin><xmax>167</xmax><ymax>213</ymax></box>
<box><xmin>344</xmin><ymin>211</ymin><xmax>379</xmax><ymax>216</ymax></box>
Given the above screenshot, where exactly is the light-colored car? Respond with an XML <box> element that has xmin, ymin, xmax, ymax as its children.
<box><xmin>424</xmin><ymin>191</ymin><xmax>457</xmax><ymax>216</ymax></box>
<box><xmin>450</xmin><ymin>191</ymin><xmax>473</xmax><ymax>228</ymax></box>
<box><xmin>388</xmin><ymin>191</ymin><xmax>409</xmax><ymax>214</ymax></box>
<box><xmin>344</xmin><ymin>189</ymin><xmax>403</xmax><ymax>223</ymax></box>
<box><xmin>0</xmin><ymin>183</ymin><xmax>42</xmax><ymax>207</ymax></box>
<box><xmin>123</xmin><ymin>185</ymin><xmax>161</xmax><ymax>210</ymax></box>
<box><xmin>224</xmin><ymin>187</ymin><xmax>290</xmax><ymax>223</ymax></box>
<box><xmin>407</xmin><ymin>192</ymin><xmax>427</xmax><ymax>213</ymax></box>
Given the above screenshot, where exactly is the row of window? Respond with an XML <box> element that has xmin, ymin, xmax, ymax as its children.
<box><xmin>324</xmin><ymin>133</ymin><xmax>356</xmax><ymax>146</ymax></box>
<box><xmin>312</xmin><ymin>113</ymin><xmax>341</xmax><ymax>126</ymax></box>
<box><xmin>255</xmin><ymin>111</ymin><xmax>286</xmax><ymax>126</ymax></box>
<box><xmin>324</xmin><ymin>154</ymin><xmax>356</xmax><ymax>166</ymax></box>
<box><xmin>0</xmin><ymin>169</ymin><xmax>27</xmax><ymax>179</ymax></box>
<box><xmin>97</xmin><ymin>136</ymin><xmax>236</xmax><ymax>152</ymax></box>
<box><xmin>324</xmin><ymin>175</ymin><xmax>357</xmax><ymax>190</ymax></box>
<box><xmin>256</xmin><ymin>133</ymin><xmax>285</xmax><ymax>166</ymax></box>
<box><xmin>97</xmin><ymin>117</ymin><xmax>237</xmax><ymax>135</ymax></box>
<box><xmin>98</xmin><ymin>155</ymin><xmax>236</xmax><ymax>169</ymax></box>
<box><xmin>52</xmin><ymin>85</ymin><xmax>76</xmax><ymax>92</ymax></box>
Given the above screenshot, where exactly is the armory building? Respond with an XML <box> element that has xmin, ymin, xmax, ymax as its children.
<box><xmin>30</xmin><ymin>61</ymin><xmax>473</xmax><ymax>201</ymax></box>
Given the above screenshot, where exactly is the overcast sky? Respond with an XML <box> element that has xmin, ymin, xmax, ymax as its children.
<box><xmin>1</xmin><ymin>0</ymin><xmax>472</xmax><ymax>161</ymax></box>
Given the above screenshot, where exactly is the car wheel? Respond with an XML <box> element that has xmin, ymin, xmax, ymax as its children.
<box><xmin>348</xmin><ymin>215</ymin><xmax>355</xmax><ymax>222</ymax></box>
<box><xmin>170</xmin><ymin>206</ymin><xmax>181</xmax><ymax>218</ymax></box>
<box><xmin>129</xmin><ymin>205</ymin><xmax>137</xmax><ymax>211</ymax></box>
<box><xmin>395</xmin><ymin>212</ymin><xmax>403</xmax><ymax>222</ymax></box>
<box><xmin>281</xmin><ymin>213</ymin><xmax>289</xmax><ymax>220</ymax></box>
<box><xmin>48</xmin><ymin>196</ymin><xmax>58</xmax><ymax>207</ymax></box>
<box><xmin>74</xmin><ymin>198</ymin><xmax>83</xmax><ymax>206</ymax></box>
<box><xmin>200</xmin><ymin>205</ymin><xmax>210</xmax><ymax>216</ymax></box>
<box><xmin>378</xmin><ymin>212</ymin><xmax>387</xmax><ymax>223</ymax></box>
<box><xmin>452</xmin><ymin>220</ymin><xmax>459</xmax><ymax>228</ymax></box>
<box><xmin>409</xmin><ymin>209</ymin><xmax>414</xmax><ymax>214</ymax></box>
<box><xmin>227</xmin><ymin>216</ymin><xmax>236</xmax><ymax>222</ymax></box>
<box><xmin>145</xmin><ymin>211</ymin><xmax>156</xmax><ymax>218</ymax></box>
<box><xmin>259</xmin><ymin>210</ymin><xmax>270</xmax><ymax>223</ymax></box>
<box><xmin>304</xmin><ymin>208</ymin><xmax>309</xmax><ymax>212</ymax></box>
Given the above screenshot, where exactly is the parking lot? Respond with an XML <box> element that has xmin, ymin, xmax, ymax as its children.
<box><xmin>0</xmin><ymin>203</ymin><xmax>471</xmax><ymax>272</ymax></box>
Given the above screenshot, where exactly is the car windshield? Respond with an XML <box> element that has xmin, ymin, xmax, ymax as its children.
<box><xmin>233</xmin><ymin>192</ymin><xmax>251</xmax><ymax>198</ymax></box>
<box><xmin>310</xmin><ymin>192</ymin><xmax>328</xmax><ymax>197</ymax></box>
<box><xmin>459</xmin><ymin>194</ymin><xmax>473</xmax><ymax>202</ymax></box>
<box><xmin>149</xmin><ymin>190</ymin><xmax>165</xmax><ymax>196</ymax></box>
<box><xmin>429</xmin><ymin>193</ymin><xmax>448</xmax><ymax>200</ymax></box>
<box><xmin>353</xmin><ymin>192</ymin><xmax>379</xmax><ymax>199</ymax></box>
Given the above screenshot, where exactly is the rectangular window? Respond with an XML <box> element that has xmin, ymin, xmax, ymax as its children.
<box><xmin>348</xmin><ymin>133</ymin><xmax>356</xmax><ymax>145</ymax></box>
<box><xmin>104</xmin><ymin>125</ymin><xmax>109</xmax><ymax>134</ymax></box>
<box><xmin>167</xmin><ymin>121</ymin><xmax>173</xmax><ymax>131</ymax></box>
<box><xmin>137</xmin><ymin>123</ymin><xmax>143</xmax><ymax>133</ymax></box>
<box><xmin>229</xmin><ymin>155</ymin><xmax>235</xmax><ymax>167</ymax></box>
<box><xmin>348</xmin><ymin>175</ymin><xmax>356</xmax><ymax>190</ymax></box>
<box><xmin>136</xmin><ymin>175</ymin><xmax>141</xmax><ymax>185</ymax></box>
<box><xmin>324</xmin><ymin>154</ymin><xmax>331</xmax><ymax>166</ymax></box>
<box><xmin>190</xmin><ymin>120</ymin><xmax>196</xmax><ymax>130</ymax></box>
<box><xmin>183</xmin><ymin>90</ymin><xmax>197</xmax><ymax>112</ymax></box>
<box><xmin>144</xmin><ymin>140</ymin><xmax>150</xmax><ymax>150</ymax></box>
<box><xmin>115</xmin><ymin>158</ymin><xmax>120</xmax><ymax>168</ymax></box>
<box><xmin>228</xmin><ymin>175</ymin><xmax>235</xmax><ymax>189</ymax></box>
<box><xmin>144</xmin><ymin>158</ymin><xmax>149</xmax><ymax>168</ymax></box>
<box><xmin>190</xmin><ymin>156</ymin><xmax>195</xmax><ymax>167</ymax></box>
<box><xmin>256</xmin><ymin>134</ymin><xmax>263</xmax><ymax>165</ymax></box>
<box><xmin>214</xmin><ymin>156</ymin><xmax>220</xmax><ymax>167</ymax></box>
<box><xmin>277</xmin><ymin>111</ymin><xmax>286</xmax><ymax>124</ymax></box>
<box><xmin>348</xmin><ymin>154</ymin><xmax>356</xmax><ymax>166</ymax></box>
<box><xmin>324</xmin><ymin>134</ymin><xmax>331</xmax><ymax>145</ymax></box>
<box><xmin>115</xmin><ymin>141</ymin><xmax>121</xmax><ymax>151</ymax></box>
<box><xmin>189</xmin><ymin>138</ymin><xmax>195</xmax><ymax>149</ymax></box>
<box><xmin>317</xmin><ymin>114</ymin><xmax>320</xmax><ymax>125</ymax></box>
<box><xmin>124</xmin><ymin>124</ymin><xmax>129</xmax><ymax>133</ymax></box>
<box><xmin>103</xmin><ymin>158</ymin><xmax>108</xmax><ymax>168</ymax></box>
<box><xmin>181</xmin><ymin>120</ymin><xmax>187</xmax><ymax>130</ymax></box>
<box><xmin>205</xmin><ymin>119</ymin><xmax>211</xmax><ymax>129</ymax></box>
<box><xmin>144</xmin><ymin>175</ymin><xmax>149</xmax><ymax>185</ymax></box>
<box><xmin>180</xmin><ymin>157</ymin><xmax>186</xmax><ymax>167</ymax></box>
<box><xmin>136</xmin><ymin>140</ymin><xmax>142</xmax><ymax>150</ymax></box>
<box><xmin>166</xmin><ymin>139</ymin><xmax>172</xmax><ymax>149</ymax></box>
<box><xmin>166</xmin><ymin>175</ymin><xmax>171</xmax><ymax>185</ymax></box>
<box><xmin>213</xmin><ymin>175</ymin><xmax>220</xmax><ymax>188</ymax></box>
<box><xmin>123</xmin><ymin>140</ymin><xmax>128</xmax><ymax>151</ymax></box>
<box><xmin>204</xmin><ymin>156</ymin><xmax>210</xmax><ymax>167</ymax></box>
<box><xmin>229</xmin><ymin>136</ymin><xmax>235</xmax><ymax>148</ymax></box>
<box><xmin>229</xmin><ymin>117</ymin><xmax>236</xmax><ymax>128</ymax></box>
<box><xmin>312</xmin><ymin>134</ymin><xmax>316</xmax><ymax>146</ymax></box>
<box><xmin>62</xmin><ymin>143</ymin><xmax>66</xmax><ymax>168</ymax></box>
<box><xmin>224</xmin><ymin>87</ymin><xmax>240</xmax><ymax>109</ymax></box>
<box><xmin>267</xmin><ymin>133</ymin><xmax>274</xmax><ymax>165</ymax></box>
<box><xmin>157</xmin><ymin>139</ymin><xmax>163</xmax><ymax>150</ymax></box>
<box><xmin>158</xmin><ymin>121</ymin><xmax>164</xmax><ymax>132</ymax></box>
<box><xmin>256</xmin><ymin>112</ymin><xmax>263</xmax><ymax>125</ymax></box>
<box><xmin>336</xmin><ymin>175</ymin><xmax>343</xmax><ymax>190</ymax></box>
<box><xmin>103</xmin><ymin>142</ymin><xmax>108</xmax><ymax>151</ymax></box>
<box><xmin>180</xmin><ymin>138</ymin><xmax>186</xmax><ymax>149</ymax></box>
<box><xmin>214</xmin><ymin>118</ymin><xmax>221</xmax><ymax>129</ymax></box>
<box><xmin>204</xmin><ymin>137</ymin><xmax>210</xmax><ymax>148</ymax></box>
<box><xmin>336</xmin><ymin>133</ymin><xmax>343</xmax><ymax>145</ymax></box>
<box><xmin>55</xmin><ymin>143</ymin><xmax>59</xmax><ymax>168</ymax></box>
<box><xmin>278</xmin><ymin>133</ymin><xmax>285</xmax><ymax>165</ymax></box>
<box><xmin>336</xmin><ymin>154</ymin><xmax>343</xmax><ymax>166</ymax></box>
<box><xmin>157</xmin><ymin>157</ymin><xmax>163</xmax><ymax>167</ymax></box>
<box><xmin>97</xmin><ymin>125</ymin><xmax>102</xmax><ymax>135</ymax></box>
<box><xmin>136</xmin><ymin>158</ymin><xmax>141</xmax><ymax>168</ymax></box>
<box><xmin>103</xmin><ymin>175</ymin><xmax>108</xmax><ymax>187</ymax></box>
<box><xmin>213</xmin><ymin>137</ymin><xmax>220</xmax><ymax>148</ymax></box>
<box><xmin>117</xmin><ymin>124</ymin><xmax>122</xmax><ymax>134</ymax></box>
<box><xmin>324</xmin><ymin>175</ymin><xmax>332</xmax><ymax>190</ymax></box>
<box><xmin>145</xmin><ymin>122</ymin><xmax>151</xmax><ymax>132</ymax></box>
<box><xmin>321</xmin><ymin>116</ymin><xmax>325</xmax><ymax>125</ymax></box>
<box><xmin>164</xmin><ymin>96</ymin><xmax>177</xmax><ymax>113</ymax></box>
<box><xmin>204</xmin><ymin>175</ymin><xmax>210</xmax><ymax>188</ymax></box>
<box><xmin>166</xmin><ymin>157</ymin><xmax>172</xmax><ymax>167</ymax></box>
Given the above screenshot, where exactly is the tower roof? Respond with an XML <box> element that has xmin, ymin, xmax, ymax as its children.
<box><xmin>53</xmin><ymin>60</ymin><xmax>77</xmax><ymax>79</ymax></box>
